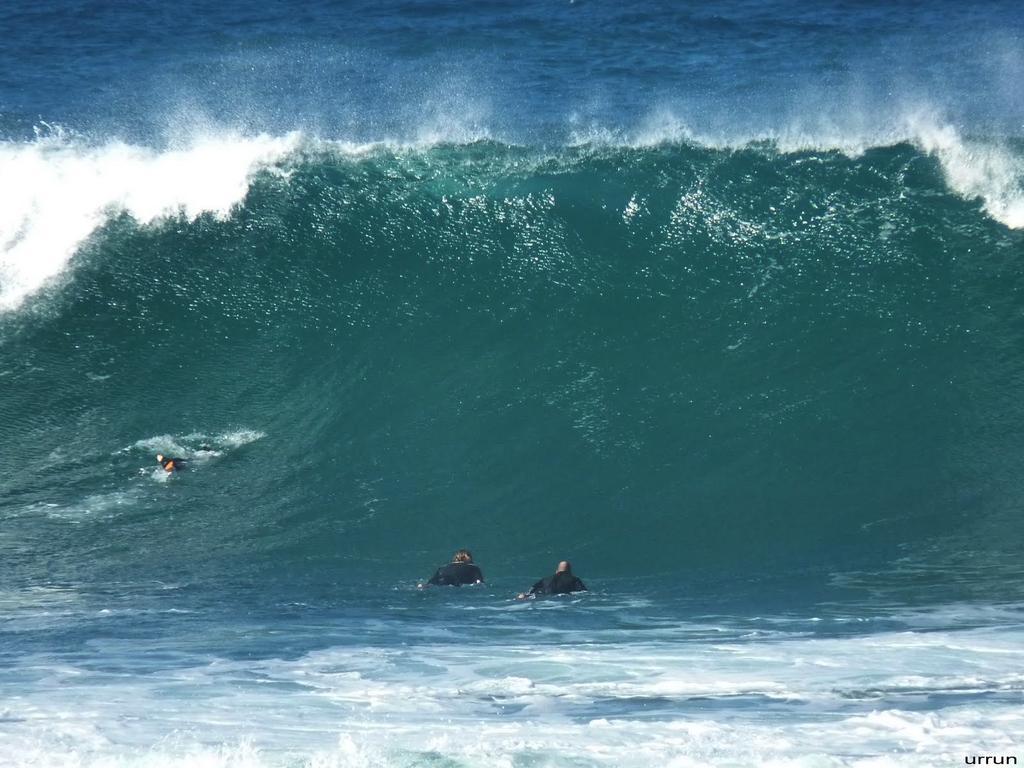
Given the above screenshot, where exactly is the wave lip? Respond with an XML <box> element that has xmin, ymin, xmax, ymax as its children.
<box><xmin>910</xmin><ymin>121</ymin><xmax>1024</xmax><ymax>230</ymax></box>
<box><xmin>2</xmin><ymin>114</ymin><xmax>1022</xmax><ymax>316</ymax></box>
<box><xmin>0</xmin><ymin>130</ymin><xmax>300</xmax><ymax>313</ymax></box>
<box><xmin>573</xmin><ymin>109</ymin><xmax>1024</xmax><ymax>231</ymax></box>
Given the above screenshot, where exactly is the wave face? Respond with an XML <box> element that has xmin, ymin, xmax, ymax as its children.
<box><xmin>2</xmin><ymin>138</ymin><xmax>1023</xmax><ymax>595</ymax></box>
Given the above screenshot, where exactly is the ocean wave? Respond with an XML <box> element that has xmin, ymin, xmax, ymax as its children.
<box><xmin>1</xmin><ymin>117</ymin><xmax>1021</xmax><ymax>314</ymax></box>
<box><xmin>0</xmin><ymin>129</ymin><xmax>300</xmax><ymax>312</ymax></box>
<box><xmin>575</xmin><ymin>110</ymin><xmax>1024</xmax><ymax>230</ymax></box>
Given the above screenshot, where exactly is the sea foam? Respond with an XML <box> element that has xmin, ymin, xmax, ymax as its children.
<box><xmin>0</xmin><ymin>130</ymin><xmax>300</xmax><ymax>312</ymax></box>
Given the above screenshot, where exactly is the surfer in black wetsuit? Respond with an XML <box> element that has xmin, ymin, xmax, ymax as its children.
<box><xmin>421</xmin><ymin>549</ymin><xmax>484</xmax><ymax>587</ymax></box>
<box><xmin>518</xmin><ymin>560</ymin><xmax>587</xmax><ymax>599</ymax></box>
<box><xmin>155</xmin><ymin>453</ymin><xmax>185</xmax><ymax>473</ymax></box>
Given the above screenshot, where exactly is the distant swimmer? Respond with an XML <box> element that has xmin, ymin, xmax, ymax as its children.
<box><xmin>517</xmin><ymin>560</ymin><xmax>587</xmax><ymax>599</ymax></box>
<box><xmin>155</xmin><ymin>453</ymin><xmax>185</xmax><ymax>473</ymax></box>
<box><xmin>420</xmin><ymin>549</ymin><xmax>484</xmax><ymax>587</ymax></box>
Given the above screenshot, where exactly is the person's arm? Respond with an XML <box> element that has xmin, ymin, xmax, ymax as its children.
<box><xmin>471</xmin><ymin>565</ymin><xmax>483</xmax><ymax>583</ymax></box>
<box><xmin>574</xmin><ymin>578</ymin><xmax>587</xmax><ymax>591</ymax></box>
<box><xmin>516</xmin><ymin>578</ymin><xmax>545</xmax><ymax>600</ymax></box>
<box><xmin>426</xmin><ymin>568</ymin><xmax>443</xmax><ymax>586</ymax></box>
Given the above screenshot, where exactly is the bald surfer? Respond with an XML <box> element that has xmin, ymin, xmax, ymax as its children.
<box><xmin>517</xmin><ymin>560</ymin><xmax>587</xmax><ymax>599</ymax></box>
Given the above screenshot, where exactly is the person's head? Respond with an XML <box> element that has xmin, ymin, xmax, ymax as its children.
<box><xmin>556</xmin><ymin>560</ymin><xmax>572</xmax><ymax>574</ymax></box>
<box><xmin>453</xmin><ymin>549</ymin><xmax>473</xmax><ymax>563</ymax></box>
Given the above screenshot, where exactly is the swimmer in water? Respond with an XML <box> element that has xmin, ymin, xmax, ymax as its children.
<box><xmin>155</xmin><ymin>454</ymin><xmax>185</xmax><ymax>473</ymax></box>
<box><xmin>419</xmin><ymin>549</ymin><xmax>484</xmax><ymax>587</ymax></box>
<box><xmin>517</xmin><ymin>560</ymin><xmax>587</xmax><ymax>599</ymax></box>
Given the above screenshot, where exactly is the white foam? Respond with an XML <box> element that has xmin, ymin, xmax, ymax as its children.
<box><xmin>50</xmin><ymin>490</ymin><xmax>140</xmax><ymax>521</ymax></box>
<box><xmin>0</xmin><ymin>130</ymin><xmax>300</xmax><ymax>312</ymax></box>
<box><xmin>130</xmin><ymin>429</ymin><xmax>264</xmax><ymax>456</ymax></box>
<box><xmin>909</xmin><ymin>119</ymin><xmax>1024</xmax><ymax>229</ymax></box>
<box><xmin>3</xmin><ymin>620</ymin><xmax>1023</xmax><ymax>767</ymax></box>
<box><xmin>130</xmin><ymin>434</ymin><xmax>192</xmax><ymax>457</ymax></box>
<box><xmin>215</xmin><ymin>430</ymin><xmax>267</xmax><ymax>448</ymax></box>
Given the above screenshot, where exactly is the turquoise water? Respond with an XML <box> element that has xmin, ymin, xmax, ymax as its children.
<box><xmin>2</xmin><ymin>2</ymin><xmax>1024</xmax><ymax>765</ymax></box>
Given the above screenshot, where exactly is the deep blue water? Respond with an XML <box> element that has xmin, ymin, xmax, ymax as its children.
<box><xmin>1</xmin><ymin>2</ymin><xmax>1023</xmax><ymax>765</ymax></box>
<box><xmin>4</xmin><ymin>0</ymin><xmax>1024</xmax><ymax>142</ymax></box>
